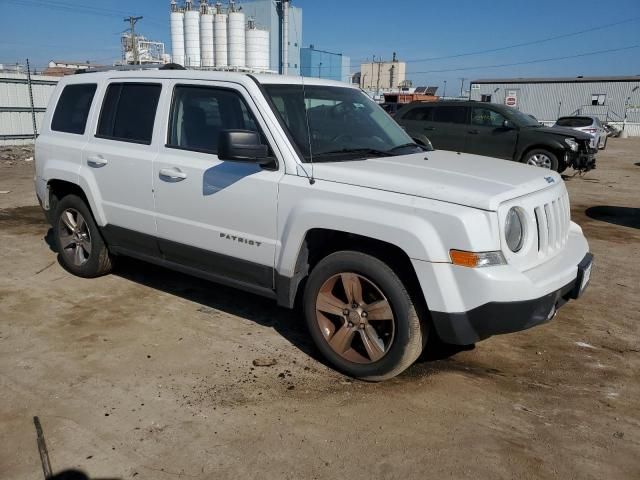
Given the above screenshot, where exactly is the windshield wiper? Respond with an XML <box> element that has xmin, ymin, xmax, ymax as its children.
<box><xmin>315</xmin><ymin>148</ymin><xmax>394</xmax><ymax>158</ymax></box>
<box><xmin>388</xmin><ymin>142</ymin><xmax>422</xmax><ymax>153</ymax></box>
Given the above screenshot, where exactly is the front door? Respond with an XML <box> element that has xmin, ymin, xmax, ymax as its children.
<box><xmin>468</xmin><ymin>106</ymin><xmax>518</xmax><ymax>160</ymax></box>
<box><xmin>152</xmin><ymin>81</ymin><xmax>283</xmax><ymax>290</ymax></box>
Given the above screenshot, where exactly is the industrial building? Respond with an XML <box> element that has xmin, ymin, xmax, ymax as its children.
<box><xmin>358</xmin><ymin>54</ymin><xmax>406</xmax><ymax>92</ymax></box>
<box><xmin>300</xmin><ymin>45</ymin><xmax>350</xmax><ymax>82</ymax></box>
<box><xmin>120</xmin><ymin>33</ymin><xmax>170</xmax><ymax>65</ymax></box>
<box><xmin>169</xmin><ymin>0</ymin><xmax>300</xmax><ymax>74</ymax></box>
<box><xmin>470</xmin><ymin>76</ymin><xmax>640</xmax><ymax>136</ymax></box>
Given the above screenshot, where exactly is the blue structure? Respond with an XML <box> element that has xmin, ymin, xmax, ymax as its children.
<box><xmin>300</xmin><ymin>46</ymin><xmax>351</xmax><ymax>83</ymax></box>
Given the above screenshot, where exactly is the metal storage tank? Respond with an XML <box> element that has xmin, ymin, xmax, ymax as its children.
<box><xmin>169</xmin><ymin>1</ymin><xmax>185</xmax><ymax>66</ymax></box>
<box><xmin>183</xmin><ymin>1</ymin><xmax>201</xmax><ymax>67</ymax></box>
<box><xmin>227</xmin><ymin>3</ymin><xmax>246</xmax><ymax>68</ymax></box>
<box><xmin>246</xmin><ymin>20</ymin><xmax>269</xmax><ymax>70</ymax></box>
<box><xmin>214</xmin><ymin>3</ymin><xmax>228</xmax><ymax>67</ymax></box>
<box><xmin>199</xmin><ymin>2</ymin><xmax>214</xmax><ymax>67</ymax></box>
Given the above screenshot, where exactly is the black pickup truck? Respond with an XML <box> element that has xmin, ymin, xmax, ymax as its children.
<box><xmin>396</xmin><ymin>101</ymin><xmax>596</xmax><ymax>173</ymax></box>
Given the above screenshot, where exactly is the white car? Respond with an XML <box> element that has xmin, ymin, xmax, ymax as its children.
<box><xmin>34</xmin><ymin>69</ymin><xmax>593</xmax><ymax>380</ymax></box>
<box><xmin>554</xmin><ymin>115</ymin><xmax>607</xmax><ymax>150</ymax></box>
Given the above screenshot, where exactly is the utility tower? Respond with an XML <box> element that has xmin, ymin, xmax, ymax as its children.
<box><xmin>124</xmin><ymin>16</ymin><xmax>144</xmax><ymax>65</ymax></box>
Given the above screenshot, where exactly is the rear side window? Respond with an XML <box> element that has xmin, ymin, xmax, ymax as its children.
<box><xmin>434</xmin><ymin>106</ymin><xmax>467</xmax><ymax>124</ymax></box>
<box><xmin>402</xmin><ymin>106</ymin><xmax>433</xmax><ymax>121</ymax></box>
<box><xmin>556</xmin><ymin>117</ymin><xmax>593</xmax><ymax>128</ymax></box>
<box><xmin>167</xmin><ymin>85</ymin><xmax>259</xmax><ymax>153</ymax></box>
<box><xmin>51</xmin><ymin>84</ymin><xmax>97</xmax><ymax>134</ymax></box>
<box><xmin>97</xmin><ymin>83</ymin><xmax>161</xmax><ymax>144</ymax></box>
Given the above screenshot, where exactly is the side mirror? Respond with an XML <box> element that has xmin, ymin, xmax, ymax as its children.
<box><xmin>502</xmin><ymin>120</ymin><xmax>514</xmax><ymax>129</ymax></box>
<box><xmin>218</xmin><ymin>130</ymin><xmax>269</xmax><ymax>163</ymax></box>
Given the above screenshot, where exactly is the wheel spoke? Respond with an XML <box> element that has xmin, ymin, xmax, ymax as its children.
<box><xmin>316</xmin><ymin>288</ymin><xmax>347</xmax><ymax>316</ymax></box>
<box><xmin>73</xmin><ymin>244</ymin><xmax>84</xmax><ymax>266</ymax></box>
<box><xmin>80</xmin><ymin>236</ymin><xmax>92</xmax><ymax>255</ymax></box>
<box><xmin>365</xmin><ymin>300</ymin><xmax>393</xmax><ymax>321</ymax></box>
<box><xmin>317</xmin><ymin>312</ymin><xmax>336</xmax><ymax>339</ymax></box>
<box><xmin>341</xmin><ymin>273</ymin><xmax>363</xmax><ymax>305</ymax></box>
<box><xmin>361</xmin><ymin>325</ymin><xmax>385</xmax><ymax>361</ymax></box>
<box><xmin>62</xmin><ymin>210</ymin><xmax>76</xmax><ymax>232</ymax></box>
<box><xmin>59</xmin><ymin>233</ymin><xmax>75</xmax><ymax>249</ymax></box>
<box><xmin>329</xmin><ymin>323</ymin><xmax>355</xmax><ymax>354</ymax></box>
<box><xmin>76</xmin><ymin>214</ymin><xmax>86</xmax><ymax>232</ymax></box>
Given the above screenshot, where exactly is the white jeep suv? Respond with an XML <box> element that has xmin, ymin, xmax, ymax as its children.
<box><xmin>35</xmin><ymin>70</ymin><xmax>593</xmax><ymax>381</ymax></box>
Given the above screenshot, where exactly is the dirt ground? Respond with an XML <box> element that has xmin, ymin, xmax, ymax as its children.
<box><xmin>1</xmin><ymin>140</ymin><xmax>639</xmax><ymax>480</ymax></box>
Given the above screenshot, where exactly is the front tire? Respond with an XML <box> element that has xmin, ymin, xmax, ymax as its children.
<box><xmin>53</xmin><ymin>194</ymin><xmax>112</xmax><ymax>278</ymax></box>
<box><xmin>523</xmin><ymin>149</ymin><xmax>562</xmax><ymax>172</ymax></box>
<box><xmin>303</xmin><ymin>251</ymin><xmax>427</xmax><ymax>381</ymax></box>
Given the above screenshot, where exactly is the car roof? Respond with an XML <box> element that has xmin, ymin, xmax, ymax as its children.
<box><xmin>59</xmin><ymin>69</ymin><xmax>356</xmax><ymax>89</ymax></box>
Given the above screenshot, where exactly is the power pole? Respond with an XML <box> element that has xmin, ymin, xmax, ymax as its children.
<box><xmin>459</xmin><ymin>77</ymin><xmax>465</xmax><ymax>97</ymax></box>
<box><xmin>124</xmin><ymin>16</ymin><xmax>143</xmax><ymax>65</ymax></box>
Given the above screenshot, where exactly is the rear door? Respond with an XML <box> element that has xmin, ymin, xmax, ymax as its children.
<box><xmin>152</xmin><ymin>81</ymin><xmax>284</xmax><ymax>291</ymax></box>
<box><xmin>468</xmin><ymin>106</ymin><xmax>518</xmax><ymax>159</ymax></box>
<box><xmin>430</xmin><ymin>105</ymin><xmax>470</xmax><ymax>152</ymax></box>
<box><xmin>81</xmin><ymin>81</ymin><xmax>162</xmax><ymax>251</ymax></box>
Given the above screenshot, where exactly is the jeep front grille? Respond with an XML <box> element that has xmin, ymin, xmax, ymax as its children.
<box><xmin>533</xmin><ymin>192</ymin><xmax>570</xmax><ymax>255</ymax></box>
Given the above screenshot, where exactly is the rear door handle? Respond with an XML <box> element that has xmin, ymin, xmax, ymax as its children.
<box><xmin>87</xmin><ymin>155</ymin><xmax>108</xmax><ymax>168</ymax></box>
<box><xmin>159</xmin><ymin>167</ymin><xmax>187</xmax><ymax>182</ymax></box>
<box><xmin>468</xmin><ymin>129</ymin><xmax>480</xmax><ymax>134</ymax></box>
<box><xmin>423</xmin><ymin>126</ymin><xmax>435</xmax><ymax>131</ymax></box>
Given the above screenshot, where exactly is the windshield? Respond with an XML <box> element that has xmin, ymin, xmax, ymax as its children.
<box><xmin>263</xmin><ymin>84</ymin><xmax>423</xmax><ymax>162</ymax></box>
<box><xmin>556</xmin><ymin>117</ymin><xmax>593</xmax><ymax>128</ymax></box>
<box><xmin>508</xmin><ymin>109</ymin><xmax>541</xmax><ymax>127</ymax></box>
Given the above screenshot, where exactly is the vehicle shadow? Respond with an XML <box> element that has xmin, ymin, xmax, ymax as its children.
<box><xmin>46</xmin><ymin>469</ymin><xmax>119</xmax><ymax>480</ymax></box>
<box><xmin>112</xmin><ymin>256</ymin><xmax>322</xmax><ymax>361</ymax></box>
<box><xmin>44</xmin><ymin>229</ymin><xmax>468</xmax><ymax>370</ymax></box>
<box><xmin>585</xmin><ymin>206</ymin><xmax>640</xmax><ymax>229</ymax></box>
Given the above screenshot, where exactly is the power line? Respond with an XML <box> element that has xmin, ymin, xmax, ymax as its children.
<box><xmin>406</xmin><ymin>45</ymin><xmax>640</xmax><ymax>75</ymax></box>
<box><xmin>350</xmin><ymin>16</ymin><xmax>640</xmax><ymax>66</ymax></box>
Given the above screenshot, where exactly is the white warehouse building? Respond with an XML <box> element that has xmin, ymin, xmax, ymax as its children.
<box><xmin>470</xmin><ymin>76</ymin><xmax>640</xmax><ymax>137</ymax></box>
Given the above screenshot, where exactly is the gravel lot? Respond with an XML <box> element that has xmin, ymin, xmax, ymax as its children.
<box><xmin>1</xmin><ymin>140</ymin><xmax>639</xmax><ymax>479</ymax></box>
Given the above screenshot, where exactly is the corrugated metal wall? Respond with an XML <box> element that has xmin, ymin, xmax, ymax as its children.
<box><xmin>469</xmin><ymin>79</ymin><xmax>640</xmax><ymax>136</ymax></box>
<box><xmin>0</xmin><ymin>73</ymin><xmax>58</xmax><ymax>145</ymax></box>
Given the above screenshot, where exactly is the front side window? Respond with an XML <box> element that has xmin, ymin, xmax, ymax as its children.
<box><xmin>433</xmin><ymin>106</ymin><xmax>467</xmax><ymax>124</ymax></box>
<box><xmin>402</xmin><ymin>106</ymin><xmax>433</xmax><ymax>121</ymax></box>
<box><xmin>167</xmin><ymin>86</ymin><xmax>259</xmax><ymax>153</ymax></box>
<box><xmin>51</xmin><ymin>84</ymin><xmax>97</xmax><ymax>134</ymax></box>
<box><xmin>471</xmin><ymin>107</ymin><xmax>506</xmax><ymax>127</ymax></box>
<box><xmin>97</xmin><ymin>83</ymin><xmax>161</xmax><ymax>144</ymax></box>
<box><xmin>264</xmin><ymin>84</ymin><xmax>420</xmax><ymax>161</ymax></box>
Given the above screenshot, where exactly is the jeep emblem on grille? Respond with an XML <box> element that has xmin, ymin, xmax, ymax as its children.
<box><xmin>544</xmin><ymin>176</ymin><xmax>555</xmax><ymax>184</ymax></box>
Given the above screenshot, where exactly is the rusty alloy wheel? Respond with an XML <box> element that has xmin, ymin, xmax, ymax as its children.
<box><xmin>315</xmin><ymin>273</ymin><xmax>395</xmax><ymax>364</ymax></box>
<box><xmin>57</xmin><ymin>208</ymin><xmax>92</xmax><ymax>267</ymax></box>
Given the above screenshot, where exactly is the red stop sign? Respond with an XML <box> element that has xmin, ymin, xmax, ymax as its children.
<box><xmin>505</xmin><ymin>96</ymin><xmax>517</xmax><ymax>107</ymax></box>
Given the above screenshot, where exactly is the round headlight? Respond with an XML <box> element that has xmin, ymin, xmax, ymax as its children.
<box><xmin>505</xmin><ymin>208</ymin><xmax>524</xmax><ymax>252</ymax></box>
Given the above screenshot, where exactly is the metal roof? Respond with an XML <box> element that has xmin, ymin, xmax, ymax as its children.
<box><xmin>470</xmin><ymin>75</ymin><xmax>640</xmax><ymax>84</ymax></box>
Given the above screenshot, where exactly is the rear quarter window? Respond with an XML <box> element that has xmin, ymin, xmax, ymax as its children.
<box><xmin>556</xmin><ymin>117</ymin><xmax>593</xmax><ymax>128</ymax></box>
<box><xmin>97</xmin><ymin>83</ymin><xmax>162</xmax><ymax>144</ymax></box>
<box><xmin>51</xmin><ymin>84</ymin><xmax>97</xmax><ymax>134</ymax></box>
<box><xmin>402</xmin><ymin>106</ymin><xmax>433</xmax><ymax>121</ymax></box>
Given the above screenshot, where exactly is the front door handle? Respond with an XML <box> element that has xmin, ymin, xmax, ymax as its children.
<box><xmin>468</xmin><ymin>129</ymin><xmax>480</xmax><ymax>134</ymax></box>
<box><xmin>159</xmin><ymin>167</ymin><xmax>187</xmax><ymax>182</ymax></box>
<box><xmin>423</xmin><ymin>126</ymin><xmax>435</xmax><ymax>131</ymax></box>
<box><xmin>87</xmin><ymin>155</ymin><xmax>108</xmax><ymax>168</ymax></box>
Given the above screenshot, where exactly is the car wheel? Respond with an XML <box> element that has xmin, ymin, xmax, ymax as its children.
<box><xmin>523</xmin><ymin>149</ymin><xmax>561</xmax><ymax>172</ymax></box>
<box><xmin>53</xmin><ymin>194</ymin><xmax>112</xmax><ymax>278</ymax></box>
<box><xmin>303</xmin><ymin>251</ymin><xmax>427</xmax><ymax>381</ymax></box>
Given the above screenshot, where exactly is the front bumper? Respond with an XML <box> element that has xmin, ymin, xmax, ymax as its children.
<box><xmin>430</xmin><ymin>253</ymin><xmax>593</xmax><ymax>345</ymax></box>
<box><xmin>567</xmin><ymin>149</ymin><xmax>596</xmax><ymax>171</ymax></box>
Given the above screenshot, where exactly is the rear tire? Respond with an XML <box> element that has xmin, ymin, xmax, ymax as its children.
<box><xmin>303</xmin><ymin>251</ymin><xmax>427</xmax><ymax>381</ymax></box>
<box><xmin>53</xmin><ymin>194</ymin><xmax>112</xmax><ymax>278</ymax></box>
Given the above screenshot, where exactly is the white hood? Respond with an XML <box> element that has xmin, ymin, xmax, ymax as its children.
<box><xmin>307</xmin><ymin>150</ymin><xmax>561</xmax><ymax>211</ymax></box>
